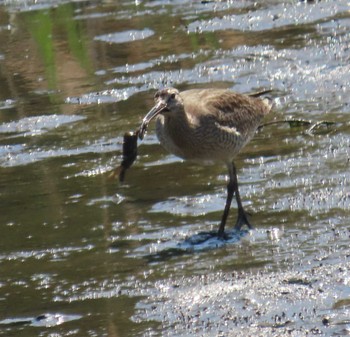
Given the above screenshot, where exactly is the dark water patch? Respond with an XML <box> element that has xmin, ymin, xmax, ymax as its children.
<box><xmin>179</xmin><ymin>229</ymin><xmax>249</xmax><ymax>249</ymax></box>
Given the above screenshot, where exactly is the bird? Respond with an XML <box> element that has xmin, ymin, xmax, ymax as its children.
<box><xmin>138</xmin><ymin>87</ymin><xmax>272</xmax><ymax>238</ymax></box>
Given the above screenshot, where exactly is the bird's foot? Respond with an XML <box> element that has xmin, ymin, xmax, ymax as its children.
<box><xmin>234</xmin><ymin>208</ymin><xmax>253</xmax><ymax>230</ymax></box>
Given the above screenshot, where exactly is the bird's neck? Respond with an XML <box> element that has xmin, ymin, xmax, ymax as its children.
<box><xmin>164</xmin><ymin>108</ymin><xmax>194</xmax><ymax>135</ymax></box>
<box><xmin>156</xmin><ymin>108</ymin><xmax>195</xmax><ymax>159</ymax></box>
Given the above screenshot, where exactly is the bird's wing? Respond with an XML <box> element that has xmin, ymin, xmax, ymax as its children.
<box><xmin>203</xmin><ymin>91</ymin><xmax>270</xmax><ymax>134</ymax></box>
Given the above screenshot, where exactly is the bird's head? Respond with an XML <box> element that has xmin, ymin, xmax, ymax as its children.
<box><xmin>138</xmin><ymin>88</ymin><xmax>182</xmax><ymax>140</ymax></box>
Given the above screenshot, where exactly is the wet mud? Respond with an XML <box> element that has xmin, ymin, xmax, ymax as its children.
<box><xmin>133</xmin><ymin>249</ymin><xmax>350</xmax><ymax>336</ymax></box>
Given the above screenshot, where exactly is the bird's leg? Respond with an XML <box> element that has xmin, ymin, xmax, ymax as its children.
<box><xmin>217</xmin><ymin>162</ymin><xmax>252</xmax><ymax>238</ymax></box>
<box><xmin>231</xmin><ymin>162</ymin><xmax>252</xmax><ymax>230</ymax></box>
<box><xmin>217</xmin><ymin>163</ymin><xmax>235</xmax><ymax>238</ymax></box>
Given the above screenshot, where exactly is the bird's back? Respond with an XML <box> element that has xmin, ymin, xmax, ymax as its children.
<box><xmin>182</xmin><ymin>89</ymin><xmax>271</xmax><ymax>133</ymax></box>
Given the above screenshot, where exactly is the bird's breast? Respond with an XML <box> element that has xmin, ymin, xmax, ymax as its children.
<box><xmin>155</xmin><ymin>114</ymin><xmax>249</xmax><ymax>162</ymax></box>
<box><xmin>155</xmin><ymin>115</ymin><xmax>189</xmax><ymax>159</ymax></box>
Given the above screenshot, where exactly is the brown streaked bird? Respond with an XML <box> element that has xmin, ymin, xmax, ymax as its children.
<box><xmin>138</xmin><ymin>87</ymin><xmax>272</xmax><ymax>238</ymax></box>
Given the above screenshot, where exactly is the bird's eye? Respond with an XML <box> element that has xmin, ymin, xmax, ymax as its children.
<box><xmin>170</xmin><ymin>93</ymin><xmax>176</xmax><ymax>99</ymax></box>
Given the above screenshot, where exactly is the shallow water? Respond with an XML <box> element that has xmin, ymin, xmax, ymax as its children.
<box><xmin>0</xmin><ymin>0</ymin><xmax>349</xmax><ymax>336</ymax></box>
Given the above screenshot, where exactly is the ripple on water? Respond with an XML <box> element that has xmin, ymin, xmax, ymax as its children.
<box><xmin>187</xmin><ymin>1</ymin><xmax>349</xmax><ymax>33</ymax></box>
<box><xmin>0</xmin><ymin>245</ymin><xmax>94</xmax><ymax>263</ymax></box>
<box><xmin>0</xmin><ymin>114</ymin><xmax>85</xmax><ymax>137</ymax></box>
<box><xmin>0</xmin><ymin>313</ymin><xmax>82</xmax><ymax>327</ymax></box>
<box><xmin>0</xmin><ymin>98</ymin><xmax>16</xmax><ymax>110</ymax></box>
<box><xmin>150</xmin><ymin>193</ymin><xmax>224</xmax><ymax>217</ymax></box>
<box><xmin>94</xmin><ymin>28</ymin><xmax>154</xmax><ymax>44</ymax></box>
<box><xmin>65</xmin><ymin>86</ymin><xmax>143</xmax><ymax>104</ymax></box>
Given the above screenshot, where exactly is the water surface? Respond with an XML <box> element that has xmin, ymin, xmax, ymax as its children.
<box><xmin>0</xmin><ymin>1</ymin><xmax>349</xmax><ymax>336</ymax></box>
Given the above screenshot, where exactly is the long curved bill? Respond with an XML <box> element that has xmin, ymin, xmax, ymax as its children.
<box><xmin>138</xmin><ymin>101</ymin><xmax>167</xmax><ymax>140</ymax></box>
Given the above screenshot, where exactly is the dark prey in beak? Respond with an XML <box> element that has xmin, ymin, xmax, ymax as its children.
<box><xmin>109</xmin><ymin>131</ymin><xmax>138</xmax><ymax>182</ymax></box>
<box><xmin>111</xmin><ymin>94</ymin><xmax>168</xmax><ymax>182</ymax></box>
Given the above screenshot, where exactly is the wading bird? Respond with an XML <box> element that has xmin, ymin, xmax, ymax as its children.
<box><xmin>138</xmin><ymin>87</ymin><xmax>272</xmax><ymax>238</ymax></box>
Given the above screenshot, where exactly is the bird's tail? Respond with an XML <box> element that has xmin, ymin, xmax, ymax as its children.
<box><xmin>248</xmin><ymin>89</ymin><xmax>274</xmax><ymax>114</ymax></box>
<box><xmin>248</xmin><ymin>89</ymin><xmax>273</xmax><ymax>98</ymax></box>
